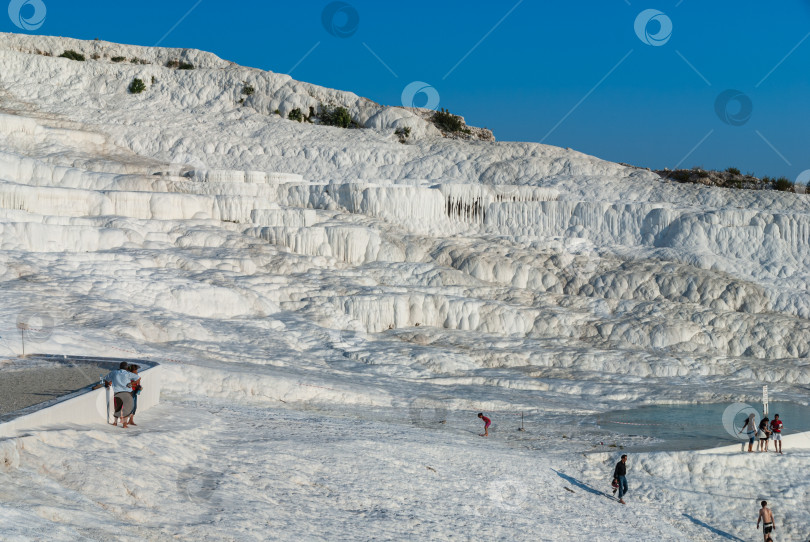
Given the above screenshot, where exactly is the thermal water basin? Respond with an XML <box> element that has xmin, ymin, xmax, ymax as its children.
<box><xmin>595</xmin><ymin>402</ymin><xmax>810</xmax><ymax>452</ymax></box>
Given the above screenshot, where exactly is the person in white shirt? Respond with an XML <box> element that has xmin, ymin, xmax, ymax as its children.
<box><xmin>103</xmin><ymin>362</ymin><xmax>141</xmax><ymax>428</ymax></box>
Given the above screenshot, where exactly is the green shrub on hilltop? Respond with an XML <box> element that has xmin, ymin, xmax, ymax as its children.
<box><xmin>288</xmin><ymin>108</ymin><xmax>304</xmax><ymax>122</ymax></box>
<box><xmin>319</xmin><ymin>105</ymin><xmax>352</xmax><ymax>128</ymax></box>
<box><xmin>725</xmin><ymin>167</ymin><xmax>741</xmax><ymax>175</ymax></box>
<box><xmin>111</xmin><ymin>56</ymin><xmax>126</xmax><ymax>63</ymax></box>
<box><xmin>59</xmin><ymin>50</ymin><xmax>85</xmax><ymax>61</ymax></box>
<box><xmin>774</xmin><ymin>177</ymin><xmax>793</xmax><ymax>192</ymax></box>
<box><xmin>166</xmin><ymin>60</ymin><xmax>195</xmax><ymax>70</ymax></box>
<box><xmin>128</xmin><ymin>78</ymin><xmax>146</xmax><ymax>94</ymax></box>
<box><xmin>242</xmin><ymin>84</ymin><xmax>255</xmax><ymax>96</ymax></box>
<box><xmin>432</xmin><ymin>108</ymin><xmax>469</xmax><ymax>133</ymax></box>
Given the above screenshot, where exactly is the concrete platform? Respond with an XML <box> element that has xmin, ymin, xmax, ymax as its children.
<box><xmin>0</xmin><ymin>354</ymin><xmax>161</xmax><ymax>437</ymax></box>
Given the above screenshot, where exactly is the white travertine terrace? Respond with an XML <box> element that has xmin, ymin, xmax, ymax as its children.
<box><xmin>0</xmin><ymin>32</ymin><xmax>808</xmax><ymax>541</ymax></box>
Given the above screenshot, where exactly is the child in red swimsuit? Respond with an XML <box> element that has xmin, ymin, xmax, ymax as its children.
<box><xmin>478</xmin><ymin>413</ymin><xmax>491</xmax><ymax>437</ymax></box>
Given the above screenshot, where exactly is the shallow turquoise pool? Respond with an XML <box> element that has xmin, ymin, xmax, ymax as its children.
<box><xmin>595</xmin><ymin>401</ymin><xmax>810</xmax><ymax>451</ymax></box>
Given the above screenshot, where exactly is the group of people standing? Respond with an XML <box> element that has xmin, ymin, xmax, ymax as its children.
<box><xmin>96</xmin><ymin>362</ymin><xmax>143</xmax><ymax>428</ymax></box>
<box><xmin>740</xmin><ymin>413</ymin><xmax>784</xmax><ymax>454</ymax></box>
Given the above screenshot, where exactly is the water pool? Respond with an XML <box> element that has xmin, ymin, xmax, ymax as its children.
<box><xmin>595</xmin><ymin>401</ymin><xmax>810</xmax><ymax>451</ymax></box>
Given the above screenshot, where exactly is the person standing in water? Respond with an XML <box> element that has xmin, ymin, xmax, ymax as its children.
<box><xmin>756</xmin><ymin>500</ymin><xmax>775</xmax><ymax>542</ymax></box>
<box><xmin>613</xmin><ymin>454</ymin><xmax>629</xmax><ymax>504</ymax></box>
<box><xmin>739</xmin><ymin>413</ymin><xmax>757</xmax><ymax>452</ymax></box>
<box><xmin>770</xmin><ymin>414</ymin><xmax>783</xmax><ymax>454</ymax></box>
<box><xmin>477</xmin><ymin>413</ymin><xmax>491</xmax><ymax>437</ymax></box>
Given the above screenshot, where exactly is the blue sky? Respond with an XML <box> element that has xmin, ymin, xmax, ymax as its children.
<box><xmin>5</xmin><ymin>0</ymin><xmax>810</xmax><ymax>180</ymax></box>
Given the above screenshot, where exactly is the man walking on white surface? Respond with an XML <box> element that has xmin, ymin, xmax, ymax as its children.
<box><xmin>756</xmin><ymin>500</ymin><xmax>775</xmax><ymax>542</ymax></box>
<box><xmin>613</xmin><ymin>454</ymin><xmax>629</xmax><ymax>505</ymax></box>
<box><xmin>103</xmin><ymin>362</ymin><xmax>141</xmax><ymax>428</ymax></box>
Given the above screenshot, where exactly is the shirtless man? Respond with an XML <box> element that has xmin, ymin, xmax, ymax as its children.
<box><xmin>756</xmin><ymin>500</ymin><xmax>776</xmax><ymax>542</ymax></box>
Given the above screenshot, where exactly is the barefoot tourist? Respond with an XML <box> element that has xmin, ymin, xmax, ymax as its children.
<box><xmin>613</xmin><ymin>454</ymin><xmax>629</xmax><ymax>504</ymax></box>
<box><xmin>756</xmin><ymin>500</ymin><xmax>775</xmax><ymax>542</ymax></box>
<box><xmin>103</xmin><ymin>362</ymin><xmax>141</xmax><ymax>428</ymax></box>
<box><xmin>127</xmin><ymin>364</ymin><xmax>142</xmax><ymax>427</ymax></box>
<box><xmin>770</xmin><ymin>414</ymin><xmax>783</xmax><ymax>454</ymax></box>
<box><xmin>477</xmin><ymin>412</ymin><xmax>491</xmax><ymax>437</ymax></box>
<box><xmin>758</xmin><ymin>417</ymin><xmax>770</xmax><ymax>452</ymax></box>
<box><xmin>739</xmin><ymin>413</ymin><xmax>757</xmax><ymax>452</ymax></box>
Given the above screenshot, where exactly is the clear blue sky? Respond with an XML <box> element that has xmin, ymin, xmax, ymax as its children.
<box><xmin>5</xmin><ymin>0</ymin><xmax>810</xmax><ymax>180</ymax></box>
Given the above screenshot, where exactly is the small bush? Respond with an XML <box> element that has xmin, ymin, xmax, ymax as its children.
<box><xmin>128</xmin><ymin>78</ymin><xmax>146</xmax><ymax>94</ymax></box>
<box><xmin>91</xmin><ymin>53</ymin><xmax>100</xmax><ymax>60</ymax></box>
<box><xmin>242</xmin><ymin>84</ymin><xmax>255</xmax><ymax>96</ymax></box>
<box><xmin>166</xmin><ymin>59</ymin><xmax>194</xmax><ymax>70</ymax></box>
<box><xmin>111</xmin><ymin>56</ymin><xmax>126</xmax><ymax>63</ymax></box>
<box><xmin>288</xmin><ymin>108</ymin><xmax>303</xmax><ymax>122</ymax></box>
<box><xmin>774</xmin><ymin>177</ymin><xmax>793</xmax><ymax>191</ymax></box>
<box><xmin>151</xmin><ymin>76</ymin><xmax>157</xmax><ymax>84</ymax></box>
<box><xmin>725</xmin><ymin>167</ymin><xmax>741</xmax><ymax>175</ymax></box>
<box><xmin>59</xmin><ymin>50</ymin><xmax>85</xmax><ymax>61</ymax></box>
<box><xmin>395</xmin><ymin>127</ymin><xmax>411</xmax><ymax>143</ymax></box>
<box><xmin>273</xmin><ymin>109</ymin><xmax>281</xmax><ymax>115</ymax></box>
<box><xmin>432</xmin><ymin>108</ymin><xmax>465</xmax><ymax>133</ymax></box>
<box><xmin>319</xmin><ymin>105</ymin><xmax>352</xmax><ymax>128</ymax></box>
<box><xmin>670</xmin><ymin>170</ymin><xmax>691</xmax><ymax>182</ymax></box>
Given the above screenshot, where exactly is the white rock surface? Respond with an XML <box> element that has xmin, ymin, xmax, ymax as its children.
<box><xmin>0</xmin><ymin>33</ymin><xmax>808</xmax><ymax>542</ymax></box>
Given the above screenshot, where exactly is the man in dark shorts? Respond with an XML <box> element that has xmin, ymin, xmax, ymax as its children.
<box><xmin>756</xmin><ymin>500</ymin><xmax>775</xmax><ymax>541</ymax></box>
